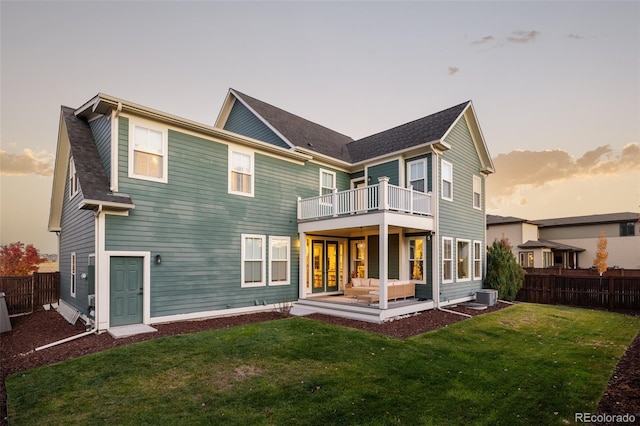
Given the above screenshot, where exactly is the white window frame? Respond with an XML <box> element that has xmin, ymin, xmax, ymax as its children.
<box><xmin>319</xmin><ymin>169</ymin><xmax>336</xmax><ymax>196</ymax></box>
<box><xmin>408</xmin><ymin>237</ymin><xmax>426</xmax><ymax>284</ymax></box>
<box><xmin>70</xmin><ymin>252</ymin><xmax>77</xmax><ymax>298</ymax></box>
<box><xmin>128</xmin><ymin>118</ymin><xmax>168</xmax><ymax>183</ymax></box>
<box><xmin>473</xmin><ymin>240</ymin><xmax>482</xmax><ymax>280</ymax></box>
<box><xmin>473</xmin><ymin>175</ymin><xmax>482</xmax><ymax>210</ymax></box>
<box><xmin>269</xmin><ymin>236</ymin><xmax>290</xmax><ymax>286</ymax></box>
<box><xmin>519</xmin><ymin>251</ymin><xmax>534</xmax><ymax>268</ymax></box>
<box><xmin>407</xmin><ymin>159</ymin><xmax>427</xmax><ymax>193</ymax></box>
<box><xmin>543</xmin><ymin>250</ymin><xmax>553</xmax><ymax>268</ymax></box>
<box><xmin>241</xmin><ymin>234</ymin><xmax>265</xmax><ymax>287</ymax></box>
<box><xmin>442</xmin><ymin>237</ymin><xmax>453</xmax><ymax>283</ymax></box>
<box><xmin>69</xmin><ymin>157</ymin><xmax>79</xmax><ymax>199</ymax></box>
<box><xmin>456</xmin><ymin>239</ymin><xmax>471</xmax><ymax>282</ymax></box>
<box><xmin>441</xmin><ymin>160</ymin><xmax>453</xmax><ymax>201</ymax></box>
<box><xmin>228</xmin><ymin>147</ymin><xmax>255</xmax><ymax>197</ymax></box>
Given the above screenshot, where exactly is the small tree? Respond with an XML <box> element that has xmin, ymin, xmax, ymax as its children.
<box><xmin>593</xmin><ymin>230</ymin><xmax>608</xmax><ymax>276</ymax></box>
<box><xmin>485</xmin><ymin>238</ymin><xmax>524</xmax><ymax>301</ymax></box>
<box><xmin>0</xmin><ymin>242</ymin><xmax>46</xmax><ymax>276</ymax></box>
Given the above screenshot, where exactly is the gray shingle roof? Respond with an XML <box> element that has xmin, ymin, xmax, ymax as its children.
<box><xmin>233</xmin><ymin>90</ymin><xmax>471</xmax><ymax>164</ymax></box>
<box><xmin>232</xmin><ymin>90</ymin><xmax>354</xmax><ymax>162</ymax></box>
<box><xmin>346</xmin><ymin>101</ymin><xmax>470</xmax><ymax>163</ymax></box>
<box><xmin>518</xmin><ymin>239</ymin><xmax>585</xmax><ymax>252</ymax></box>
<box><xmin>61</xmin><ymin>106</ymin><xmax>132</xmax><ymax>207</ymax></box>
<box><xmin>536</xmin><ymin>212</ymin><xmax>640</xmax><ymax>228</ymax></box>
<box><xmin>486</xmin><ymin>214</ymin><xmax>536</xmax><ymax>226</ymax></box>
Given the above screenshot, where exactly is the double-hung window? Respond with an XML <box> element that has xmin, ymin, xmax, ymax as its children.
<box><xmin>473</xmin><ymin>175</ymin><xmax>482</xmax><ymax>209</ymax></box>
<box><xmin>519</xmin><ymin>252</ymin><xmax>534</xmax><ymax>268</ymax></box>
<box><xmin>69</xmin><ymin>157</ymin><xmax>79</xmax><ymax>198</ymax></box>
<box><xmin>408</xmin><ymin>160</ymin><xmax>426</xmax><ymax>192</ymax></box>
<box><xmin>473</xmin><ymin>241</ymin><xmax>482</xmax><ymax>279</ymax></box>
<box><xmin>441</xmin><ymin>160</ymin><xmax>453</xmax><ymax>201</ymax></box>
<box><xmin>409</xmin><ymin>237</ymin><xmax>425</xmax><ymax>283</ymax></box>
<box><xmin>320</xmin><ymin>169</ymin><xmax>336</xmax><ymax>196</ymax></box>
<box><xmin>229</xmin><ymin>149</ymin><xmax>254</xmax><ymax>196</ymax></box>
<box><xmin>269</xmin><ymin>237</ymin><xmax>290</xmax><ymax>285</ymax></box>
<box><xmin>442</xmin><ymin>237</ymin><xmax>453</xmax><ymax>282</ymax></box>
<box><xmin>241</xmin><ymin>234</ymin><xmax>265</xmax><ymax>287</ymax></box>
<box><xmin>129</xmin><ymin>120</ymin><xmax>168</xmax><ymax>183</ymax></box>
<box><xmin>457</xmin><ymin>239</ymin><xmax>471</xmax><ymax>280</ymax></box>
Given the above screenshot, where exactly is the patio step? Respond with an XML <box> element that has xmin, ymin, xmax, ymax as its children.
<box><xmin>293</xmin><ymin>299</ymin><xmax>383</xmax><ymax>323</ymax></box>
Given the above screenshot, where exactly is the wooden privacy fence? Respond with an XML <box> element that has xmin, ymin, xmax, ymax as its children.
<box><xmin>0</xmin><ymin>272</ymin><xmax>60</xmax><ymax>316</ymax></box>
<box><xmin>517</xmin><ymin>274</ymin><xmax>640</xmax><ymax>310</ymax></box>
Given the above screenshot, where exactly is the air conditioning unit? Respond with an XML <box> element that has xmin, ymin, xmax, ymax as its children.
<box><xmin>476</xmin><ymin>289</ymin><xmax>498</xmax><ymax>306</ymax></box>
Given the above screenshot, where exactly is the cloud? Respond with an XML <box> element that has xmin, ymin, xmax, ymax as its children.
<box><xmin>506</xmin><ymin>30</ymin><xmax>539</xmax><ymax>43</ymax></box>
<box><xmin>487</xmin><ymin>143</ymin><xmax>640</xmax><ymax>199</ymax></box>
<box><xmin>568</xmin><ymin>33</ymin><xmax>584</xmax><ymax>40</ymax></box>
<box><xmin>0</xmin><ymin>149</ymin><xmax>54</xmax><ymax>177</ymax></box>
<box><xmin>472</xmin><ymin>35</ymin><xmax>494</xmax><ymax>45</ymax></box>
<box><xmin>448</xmin><ymin>66</ymin><xmax>459</xmax><ymax>76</ymax></box>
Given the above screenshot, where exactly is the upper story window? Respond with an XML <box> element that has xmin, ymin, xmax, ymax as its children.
<box><xmin>229</xmin><ymin>148</ymin><xmax>254</xmax><ymax>197</ymax></box>
<box><xmin>69</xmin><ymin>157</ymin><xmax>79</xmax><ymax>199</ymax></box>
<box><xmin>129</xmin><ymin>119</ymin><xmax>168</xmax><ymax>183</ymax></box>
<box><xmin>620</xmin><ymin>222</ymin><xmax>636</xmax><ymax>236</ymax></box>
<box><xmin>473</xmin><ymin>175</ymin><xmax>482</xmax><ymax>209</ymax></box>
<box><xmin>441</xmin><ymin>160</ymin><xmax>453</xmax><ymax>201</ymax></box>
<box><xmin>408</xmin><ymin>159</ymin><xmax>426</xmax><ymax>192</ymax></box>
<box><xmin>320</xmin><ymin>169</ymin><xmax>336</xmax><ymax>196</ymax></box>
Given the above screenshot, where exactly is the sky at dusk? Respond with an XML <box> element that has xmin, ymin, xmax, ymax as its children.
<box><xmin>1</xmin><ymin>1</ymin><xmax>639</xmax><ymax>255</ymax></box>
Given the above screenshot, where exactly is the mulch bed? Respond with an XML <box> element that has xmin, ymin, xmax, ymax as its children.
<box><xmin>1</xmin><ymin>302</ymin><xmax>638</xmax><ymax>424</ymax></box>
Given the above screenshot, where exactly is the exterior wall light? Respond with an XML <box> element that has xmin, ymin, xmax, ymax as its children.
<box><xmin>156</xmin><ymin>254</ymin><xmax>162</xmax><ymax>265</ymax></box>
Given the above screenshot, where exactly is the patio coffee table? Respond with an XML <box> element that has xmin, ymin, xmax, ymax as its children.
<box><xmin>357</xmin><ymin>292</ymin><xmax>379</xmax><ymax>305</ymax></box>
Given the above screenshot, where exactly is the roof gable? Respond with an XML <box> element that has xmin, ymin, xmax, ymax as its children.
<box><xmin>347</xmin><ymin>102</ymin><xmax>469</xmax><ymax>163</ymax></box>
<box><xmin>216</xmin><ymin>89</ymin><xmax>354</xmax><ymax>162</ymax></box>
<box><xmin>49</xmin><ymin>107</ymin><xmax>133</xmax><ymax>231</ymax></box>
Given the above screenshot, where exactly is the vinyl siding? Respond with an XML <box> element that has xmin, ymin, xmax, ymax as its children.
<box><xmin>223</xmin><ymin>100</ymin><xmax>290</xmax><ymax>149</ymax></box>
<box><xmin>438</xmin><ymin>116</ymin><xmax>485</xmax><ymax>303</ymax></box>
<box><xmin>367</xmin><ymin>159</ymin><xmax>399</xmax><ymax>186</ymax></box>
<box><xmin>107</xmin><ymin>117</ymin><xmax>348</xmax><ymax>317</ymax></box>
<box><xmin>59</xmin><ymin>159</ymin><xmax>95</xmax><ymax>315</ymax></box>
<box><xmin>88</xmin><ymin>115</ymin><xmax>111</xmax><ymax>181</ymax></box>
<box><xmin>365</xmin><ymin>234</ymin><xmax>400</xmax><ymax>280</ymax></box>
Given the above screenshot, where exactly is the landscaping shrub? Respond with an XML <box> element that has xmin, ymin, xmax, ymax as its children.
<box><xmin>485</xmin><ymin>238</ymin><xmax>524</xmax><ymax>300</ymax></box>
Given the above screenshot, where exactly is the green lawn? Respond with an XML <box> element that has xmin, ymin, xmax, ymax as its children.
<box><xmin>7</xmin><ymin>304</ymin><xmax>640</xmax><ymax>425</ymax></box>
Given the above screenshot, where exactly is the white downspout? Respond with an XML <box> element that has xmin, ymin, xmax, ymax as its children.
<box><xmin>35</xmin><ymin>327</ymin><xmax>96</xmax><ymax>351</ymax></box>
<box><xmin>432</xmin><ymin>153</ymin><xmax>440</xmax><ymax>308</ymax></box>
<box><xmin>110</xmin><ymin>102</ymin><xmax>122</xmax><ymax>192</ymax></box>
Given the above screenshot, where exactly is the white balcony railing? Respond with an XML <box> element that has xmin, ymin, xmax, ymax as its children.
<box><xmin>298</xmin><ymin>177</ymin><xmax>432</xmax><ymax>221</ymax></box>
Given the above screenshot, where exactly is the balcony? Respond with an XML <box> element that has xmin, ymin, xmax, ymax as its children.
<box><xmin>298</xmin><ymin>177</ymin><xmax>432</xmax><ymax>222</ymax></box>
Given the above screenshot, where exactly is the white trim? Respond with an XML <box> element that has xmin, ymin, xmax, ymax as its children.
<box><xmin>442</xmin><ymin>237</ymin><xmax>453</xmax><ymax>283</ymax></box>
<box><xmin>473</xmin><ymin>240</ymin><xmax>482</xmax><ymax>280</ymax></box>
<box><xmin>241</xmin><ymin>234</ymin><xmax>266</xmax><ymax>287</ymax></box>
<box><xmin>110</xmin><ymin>108</ymin><xmax>119</xmax><ymax>192</ymax></box>
<box><xmin>70</xmin><ymin>252</ymin><xmax>77</xmax><ymax>298</ymax></box>
<box><xmin>456</xmin><ymin>238</ymin><xmax>472</xmax><ymax>282</ymax></box>
<box><xmin>68</xmin><ymin>157</ymin><xmax>79</xmax><ymax>199</ymax></box>
<box><xmin>473</xmin><ymin>175</ymin><xmax>482</xmax><ymax>210</ymax></box>
<box><xmin>128</xmin><ymin>116</ymin><xmax>168</xmax><ymax>184</ymax></box>
<box><xmin>407</xmin><ymin>158</ymin><xmax>427</xmax><ymax>192</ymax></box>
<box><xmin>440</xmin><ymin>295</ymin><xmax>475</xmax><ymax>307</ymax></box>
<box><xmin>228</xmin><ymin>146</ymin><xmax>255</xmax><ymax>197</ymax></box>
<box><xmin>441</xmin><ymin>159</ymin><xmax>453</xmax><ymax>201</ymax></box>
<box><xmin>408</xmin><ymin>236</ymin><xmax>427</xmax><ymax>284</ymax></box>
<box><xmin>319</xmin><ymin>169</ymin><xmax>336</xmax><ymax>196</ymax></box>
<box><xmin>269</xmin><ymin>236</ymin><xmax>291</xmax><ymax>286</ymax></box>
<box><xmin>149</xmin><ymin>304</ymin><xmax>279</xmax><ymax>325</ymax></box>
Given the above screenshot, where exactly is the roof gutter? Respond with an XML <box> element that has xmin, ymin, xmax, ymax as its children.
<box><xmin>349</xmin><ymin>139</ymin><xmax>451</xmax><ymax>168</ymax></box>
<box><xmin>77</xmin><ymin>94</ymin><xmax>312</xmax><ymax>164</ymax></box>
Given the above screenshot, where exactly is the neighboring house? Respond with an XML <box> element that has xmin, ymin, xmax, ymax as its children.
<box><xmin>487</xmin><ymin>212</ymin><xmax>640</xmax><ymax>269</ymax></box>
<box><xmin>48</xmin><ymin>89</ymin><xmax>494</xmax><ymax>331</ymax></box>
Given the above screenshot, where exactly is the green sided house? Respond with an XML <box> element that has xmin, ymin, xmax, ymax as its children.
<box><xmin>48</xmin><ymin>89</ymin><xmax>494</xmax><ymax>332</ymax></box>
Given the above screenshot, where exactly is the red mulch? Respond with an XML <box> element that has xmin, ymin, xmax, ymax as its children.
<box><xmin>1</xmin><ymin>302</ymin><xmax>638</xmax><ymax>424</ymax></box>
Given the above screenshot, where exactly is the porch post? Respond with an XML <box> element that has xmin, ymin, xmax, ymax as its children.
<box><xmin>378</xmin><ymin>176</ymin><xmax>389</xmax><ymax>211</ymax></box>
<box><xmin>299</xmin><ymin>231</ymin><xmax>306</xmax><ymax>300</ymax></box>
<box><xmin>379</xmin><ymin>217</ymin><xmax>389</xmax><ymax>309</ymax></box>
